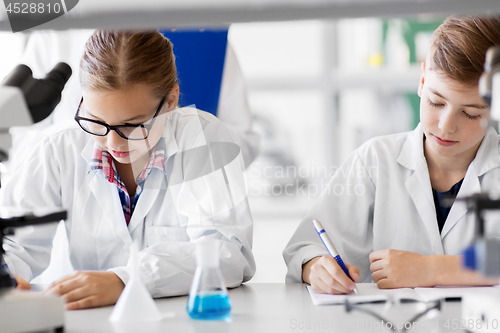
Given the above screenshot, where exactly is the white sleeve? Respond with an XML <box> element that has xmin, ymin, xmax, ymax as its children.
<box><xmin>1</xmin><ymin>138</ymin><xmax>62</xmax><ymax>281</ymax></box>
<box><xmin>111</xmin><ymin>114</ymin><xmax>255</xmax><ymax>297</ymax></box>
<box><xmin>283</xmin><ymin>150</ymin><xmax>376</xmax><ymax>283</ymax></box>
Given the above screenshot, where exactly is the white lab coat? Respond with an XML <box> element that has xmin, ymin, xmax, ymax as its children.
<box><xmin>1</xmin><ymin>107</ymin><xmax>255</xmax><ymax>297</ymax></box>
<box><xmin>284</xmin><ymin>124</ymin><xmax>500</xmax><ymax>283</ymax></box>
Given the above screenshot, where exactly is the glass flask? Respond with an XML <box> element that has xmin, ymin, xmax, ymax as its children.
<box><xmin>187</xmin><ymin>241</ymin><xmax>231</xmax><ymax>320</ymax></box>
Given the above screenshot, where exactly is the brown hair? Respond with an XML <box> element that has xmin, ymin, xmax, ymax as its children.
<box><xmin>429</xmin><ymin>15</ymin><xmax>500</xmax><ymax>85</ymax></box>
<box><xmin>80</xmin><ymin>30</ymin><xmax>178</xmax><ymax>98</ymax></box>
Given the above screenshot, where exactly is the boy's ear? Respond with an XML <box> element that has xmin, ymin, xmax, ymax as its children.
<box><xmin>417</xmin><ymin>62</ymin><xmax>426</xmax><ymax>98</ymax></box>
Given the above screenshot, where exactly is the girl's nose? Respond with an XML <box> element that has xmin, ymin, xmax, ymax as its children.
<box><xmin>107</xmin><ymin>130</ymin><xmax>129</xmax><ymax>150</ymax></box>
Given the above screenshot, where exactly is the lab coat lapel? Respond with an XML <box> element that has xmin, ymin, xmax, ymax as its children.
<box><xmin>128</xmin><ymin>119</ymin><xmax>179</xmax><ymax>233</ymax></box>
<box><xmin>442</xmin><ymin>127</ymin><xmax>500</xmax><ymax>238</ymax></box>
<box><xmin>127</xmin><ymin>172</ymin><xmax>166</xmax><ymax>233</ymax></box>
<box><xmin>399</xmin><ymin>125</ymin><xmax>444</xmax><ymax>255</ymax></box>
<box><xmin>82</xmin><ymin>140</ymin><xmax>132</xmax><ymax>246</ymax></box>
<box><xmin>406</xmin><ymin>162</ymin><xmax>444</xmax><ymax>255</ymax></box>
<box><xmin>88</xmin><ymin>172</ymin><xmax>132</xmax><ymax>246</ymax></box>
<box><xmin>440</xmin><ymin>167</ymin><xmax>478</xmax><ymax>238</ymax></box>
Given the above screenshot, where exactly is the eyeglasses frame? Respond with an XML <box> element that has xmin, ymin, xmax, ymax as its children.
<box><xmin>345</xmin><ymin>297</ymin><xmax>442</xmax><ymax>332</ymax></box>
<box><xmin>74</xmin><ymin>96</ymin><xmax>167</xmax><ymax>141</ymax></box>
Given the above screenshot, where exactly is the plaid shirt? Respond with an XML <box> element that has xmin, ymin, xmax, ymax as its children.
<box><xmin>89</xmin><ymin>139</ymin><xmax>166</xmax><ymax>225</ymax></box>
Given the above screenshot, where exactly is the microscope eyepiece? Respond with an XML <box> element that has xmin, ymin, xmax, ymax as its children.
<box><xmin>2</xmin><ymin>64</ymin><xmax>32</xmax><ymax>88</ymax></box>
<box><xmin>1</xmin><ymin>62</ymin><xmax>72</xmax><ymax>124</ymax></box>
<box><xmin>44</xmin><ymin>62</ymin><xmax>72</xmax><ymax>92</ymax></box>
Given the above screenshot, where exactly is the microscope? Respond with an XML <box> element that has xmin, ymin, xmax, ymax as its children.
<box><xmin>0</xmin><ymin>62</ymin><xmax>72</xmax><ymax>167</ymax></box>
<box><xmin>461</xmin><ymin>45</ymin><xmax>500</xmax><ymax>276</ymax></box>
<box><xmin>460</xmin><ymin>45</ymin><xmax>500</xmax><ymax>333</ymax></box>
<box><xmin>0</xmin><ymin>63</ymin><xmax>71</xmax><ymax>333</ymax></box>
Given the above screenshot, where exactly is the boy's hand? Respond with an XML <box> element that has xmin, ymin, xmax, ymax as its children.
<box><xmin>369</xmin><ymin>249</ymin><xmax>435</xmax><ymax>288</ymax></box>
<box><xmin>14</xmin><ymin>274</ymin><xmax>31</xmax><ymax>290</ymax></box>
<box><xmin>44</xmin><ymin>271</ymin><xmax>125</xmax><ymax>310</ymax></box>
<box><xmin>303</xmin><ymin>255</ymin><xmax>360</xmax><ymax>294</ymax></box>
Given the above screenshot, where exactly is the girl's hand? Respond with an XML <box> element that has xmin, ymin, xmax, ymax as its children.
<box><xmin>369</xmin><ymin>249</ymin><xmax>435</xmax><ymax>288</ymax></box>
<box><xmin>303</xmin><ymin>255</ymin><xmax>360</xmax><ymax>294</ymax></box>
<box><xmin>44</xmin><ymin>271</ymin><xmax>125</xmax><ymax>310</ymax></box>
<box><xmin>14</xmin><ymin>274</ymin><xmax>31</xmax><ymax>290</ymax></box>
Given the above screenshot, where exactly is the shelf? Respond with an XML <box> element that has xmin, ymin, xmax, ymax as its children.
<box><xmin>244</xmin><ymin>67</ymin><xmax>420</xmax><ymax>92</ymax></box>
<box><xmin>0</xmin><ymin>0</ymin><xmax>500</xmax><ymax>31</ymax></box>
<box><xmin>330</xmin><ymin>66</ymin><xmax>421</xmax><ymax>91</ymax></box>
<box><xmin>246</xmin><ymin>76</ymin><xmax>324</xmax><ymax>91</ymax></box>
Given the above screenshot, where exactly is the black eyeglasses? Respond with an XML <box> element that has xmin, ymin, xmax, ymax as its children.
<box><xmin>74</xmin><ymin>96</ymin><xmax>167</xmax><ymax>140</ymax></box>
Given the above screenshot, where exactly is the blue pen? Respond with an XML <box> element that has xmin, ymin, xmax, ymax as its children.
<box><xmin>312</xmin><ymin>219</ymin><xmax>358</xmax><ymax>294</ymax></box>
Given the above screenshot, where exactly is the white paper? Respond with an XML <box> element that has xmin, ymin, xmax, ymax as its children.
<box><xmin>306</xmin><ymin>283</ymin><xmax>500</xmax><ymax>305</ymax></box>
<box><xmin>306</xmin><ymin>283</ymin><xmax>417</xmax><ymax>305</ymax></box>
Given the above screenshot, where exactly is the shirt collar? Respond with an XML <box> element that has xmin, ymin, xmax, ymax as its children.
<box><xmin>87</xmin><ymin>137</ymin><xmax>168</xmax><ymax>181</ymax></box>
<box><xmin>472</xmin><ymin>126</ymin><xmax>500</xmax><ymax>177</ymax></box>
<box><xmin>138</xmin><ymin>137</ymin><xmax>167</xmax><ymax>181</ymax></box>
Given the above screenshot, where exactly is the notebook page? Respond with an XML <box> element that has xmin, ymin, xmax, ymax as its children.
<box><xmin>306</xmin><ymin>283</ymin><xmax>421</xmax><ymax>305</ymax></box>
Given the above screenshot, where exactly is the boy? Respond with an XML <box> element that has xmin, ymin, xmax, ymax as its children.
<box><xmin>284</xmin><ymin>15</ymin><xmax>500</xmax><ymax>294</ymax></box>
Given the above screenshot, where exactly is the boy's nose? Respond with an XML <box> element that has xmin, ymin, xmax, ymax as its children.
<box><xmin>438</xmin><ymin>109</ymin><xmax>457</xmax><ymax>133</ymax></box>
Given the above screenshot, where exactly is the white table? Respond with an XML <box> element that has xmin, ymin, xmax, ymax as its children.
<box><xmin>63</xmin><ymin>283</ymin><xmax>465</xmax><ymax>333</ymax></box>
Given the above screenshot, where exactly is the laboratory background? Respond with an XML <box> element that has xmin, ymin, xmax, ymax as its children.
<box><xmin>0</xmin><ymin>15</ymin><xmax>442</xmax><ymax>284</ymax></box>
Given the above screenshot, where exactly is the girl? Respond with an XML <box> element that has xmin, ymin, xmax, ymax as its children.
<box><xmin>2</xmin><ymin>30</ymin><xmax>255</xmax><ymax>309</ymax></box>
<box><xmin>284</xmin><ymin>15</ymin><xmax>500</xmax><ymax>294</ymax></box>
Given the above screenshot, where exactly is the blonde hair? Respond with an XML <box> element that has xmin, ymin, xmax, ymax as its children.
<box><xmin>80</xmin><ymin>30</ymin><xmax>178</xmax><ymax>98</ymax></box>
<box><xmin>429</xmin><ymin>15</ymin><xmax>500</xmax><ymax>85</ymax></box>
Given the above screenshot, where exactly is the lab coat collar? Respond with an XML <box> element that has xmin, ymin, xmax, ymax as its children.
<box><xmin>81</xmin><ymin>139</ymin><xmax>132</xmax><ymax>247</ymax></box>
<box><xmin>162</xmin><ymin>113</ymin><xmax>180</xmax><ymax>162</ymax></box>
<box><xmin>471</xmin><ymin>126</ymin><xmax>500</xmax><ymax>177</ymax></box>
<box><xmin>441</xmin><ymin>126</ymin><xmax>500</xmax><ymax>238</ymax></box>
<box><xmin>81</xmin><ymin>118</ymin><xmax>180</xmax><ymax>236</ymax></box>
<box><xmin>127</xmin><ymin>117</ymin><xmax>179</xmax><ymax>233</ymax></box>
<box><xmin>397</xmin><ymin>125</ymin><xmax>441</xmax><ymax>252</ymax></box>
<box><xmin>397</xmin><ymin>123</ymin><xmax>425</xmax><ymax>171</ymax></box>
<box><xmin>87</xmin><ymin>169</ymin><xmax>132</xmax><ymax>247</ymax></box>
<box><xmin>127</xmin><ymin>171</ymin><xmax>167</xmax><ymax>233</ymax></box>
<box><xmin>397</xmin><ymin>124</ymin><xmax>500</xmax><ymax>175</ymax></box>
<box><xmin>399</xmin><ymin>124</ymin><xmax>500</xmax><ymax>244</ymax></box>
<box><xmin>440</xmin><ymin>164</ymin><xmax>479</xmax><ymax>239</ymax></box>
<box><xmin>405</xmin><ymin>157</ymin><xmax>444</xmax><ymax>254</ymax></box>
<box><xmin>81</xmin><ymin>137</ymin><xmax>95</xmax><ymax>165</ymax></box>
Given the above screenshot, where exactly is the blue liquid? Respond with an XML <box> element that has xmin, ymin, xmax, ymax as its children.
<box><xmin>187</xmin><ymin>294</ymin><xmax>231</xmax><ymax>320</ymax></box>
